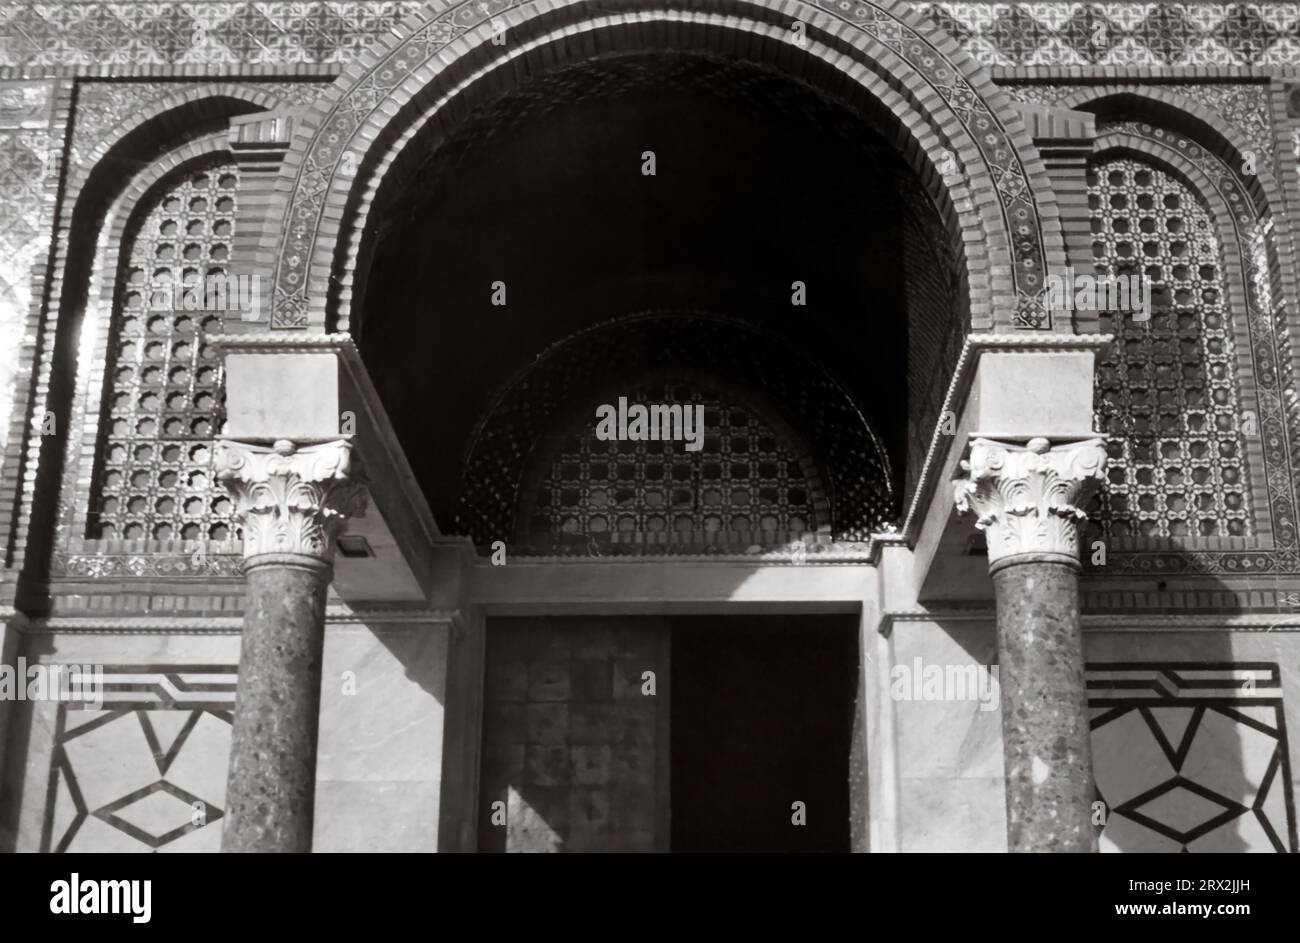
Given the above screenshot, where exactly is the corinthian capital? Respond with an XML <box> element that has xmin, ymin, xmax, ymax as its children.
<box><xmin>215</xmin><ymin>438</ymin><xmax>367</xmax><ymax>564</ymax></box>
<box><xmin>953</xmin><ymin>436</ymin><xmax>1107</xmax><ymax>569</ymax></box>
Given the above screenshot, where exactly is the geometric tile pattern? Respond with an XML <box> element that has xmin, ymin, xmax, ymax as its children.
<box><xmin>928</xmin><ymin>3</ymin><xmax>1300</xmax><ymax>67</ymax></box>
<box><xmin>1088</xmin><ymin>663</ymin><xmax>1297</xmax><ymax>853</ymax></box>
<box><xmin>0</xmin><ymin>80</ymin><xmax>54</xmax><ymax>470</ymax></box>
<box><xmin>0</xmin><ymin>2</ymin><xmax>424</xmax><ymax>67</ymax></box>
<box><xmin>40</xmin><ymin>665</ymin><xmax>237</xmax><ymax>853</ymax></box>
<box><xmin>4</xmin><ymin>5</ymin><xmax>1300</xmax><ymax>70</ymax></box>
<box><xmin>1083</xmin><ymin>120</ymin><xmax>1300</xmax><ymax>577</ymax></box>
<box><xmin>89</xmin><ymin>163</ymin><xmax>239</xmax><ymax>542</ymax></box>
<box><xmin>1004</xmin><ymin>83</ymin><xmax>1277</xmax><ymax>185</ymax></box>
<box><xmin>458</xmin><ymin>316</ymin><xmax>896</xmax><ymax>551</ymax></box>
<box><xmin>522</xmin><ymin>377</ymin><xmax>823</xmax><ymax>556</ymax></box>
<box><xmin>1089</xmin><ymin>157</ymin><xmax>1253</xmax><ymax>540</ymax></box>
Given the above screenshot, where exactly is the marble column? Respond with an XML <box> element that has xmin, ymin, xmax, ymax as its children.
<box><xmin>215</xmin><ymin>438</ymin><xmax>365</xmax><ymax>853</ymax></box>
<box><xmin>954</xmin><ymin>436</ymin><xmax>1107</xmax><ymax>853</ymax></box>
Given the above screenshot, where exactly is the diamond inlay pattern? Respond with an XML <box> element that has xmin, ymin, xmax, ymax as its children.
<box><xmin>41</xmin><ymin>666</ymin><xmax>237</xmax><ymax>853</ymax></box>
<box><xmin>1089</xmin><ymin>664</ymin><xmax>1296</xmax><ymax>853</ymax></box>
<box><xmin>1089</xmin><ymin>157</ymin><xmax>1251</xmax><ymax>539</ymax></box>
<box><xmin>90</xmin><ymin>164</ymin><xmax>238</xmax><ymax>542</ymax></box>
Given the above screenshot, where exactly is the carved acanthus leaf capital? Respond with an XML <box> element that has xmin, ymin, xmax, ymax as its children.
<box><xmin>215</xmin><ymin>438</ymin><xmax>367</xmax><ymax>563</ymax></box>
<box><xmin>953</xmin><ymin>436</ymin><xmax>1107</xmax><ymax>568</ymax></box>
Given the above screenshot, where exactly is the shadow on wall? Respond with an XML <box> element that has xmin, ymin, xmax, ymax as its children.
<box><xmin>935</xmin><ymin>589</ymin><xmax>1293</xmax><ymax>853</ymax></box>
<box><xmin>1080</xmin><ymin>573</ymin><xmax>1296</xmax><ymax>853</ymax></box>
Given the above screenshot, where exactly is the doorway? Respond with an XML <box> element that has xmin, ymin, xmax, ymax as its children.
<box><xmin>479</xmin><ymin>614</ymin><xmax>859</xmax><ymax>852</ymax></box>
<box><xmin>670</xmin><ymin>614</ymin><xmax>858</xmax><ymax>852</ymax></box>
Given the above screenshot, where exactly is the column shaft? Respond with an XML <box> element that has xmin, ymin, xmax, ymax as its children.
<box><xmin>993</xmin><ymin>559</ymin><xmax>1096</xmax><ymax>853</ymax></box>
<box><xmin>222</xmin><ymin>555</ymin><xmax>331</xmax><ymax>852</ymax></box>
<box><xmin>215</xmin><ymin>438</ymin><xmax>363</xmax><ymax>854</ymax></box>
<box><xmin>954</xmin><ymin>435</ymin><xmax>1107</xmax><ymax>853</ymax></box>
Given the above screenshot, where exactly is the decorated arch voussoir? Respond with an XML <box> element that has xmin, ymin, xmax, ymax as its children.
<box><xmin>64</xmin><ymin>85</ymin><xmax>282</xmax><ymax>215</ymax></box>
<box><xmin>1060</xmin><ymin>85</ymin><xmax>1283</xmax><ymax>221</ymax></box>
<box><xmin>0</xmin><ymin>87</ymin><xmax>280</xmax><ymax>577</ymax></box>
<box><xmin>266</xmin><ymin>0</ymin><xmax>1056</xmax><ymax>332</ymax></box>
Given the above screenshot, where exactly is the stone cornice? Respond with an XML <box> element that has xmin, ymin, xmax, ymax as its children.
<box><xmin>954</xmin><ymin>435</ymin><xmax>1108</xmax><ymax>569</ymax></box>
<box><xmin>206</xmin><ymin>331</ymin><xmax>353</xmax><ymax>354</ymax></box>
<box><xmin>879</xmin><ymin>609</ymin><xmax>1300</xmax><ymax>636</ymax></box>
<box><xmin>482</xmin><ymin>545</ymin><xmax>883</xmax><ymax>565</ymax></box>
<box><xmin>1081</xmin><ymin>614</ymin><xmax>1300</xmax><ymax>632</ymax></box>
<box><xmin>15</xmin><ymin>608</ymin><xmax>462</xmax><ymax>634</ymax></box>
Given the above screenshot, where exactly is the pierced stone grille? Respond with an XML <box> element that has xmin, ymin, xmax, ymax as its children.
<box><xmin>523</xmin><ymin>379</ymin><xmax>822</xmax><ymax>554</ymax></box>
<box><xmin>456</xmin><ymin>315</ymin><xmax>895</xmax><ymax>553</ymax></box>
<box><xmin>89</xmin><ymin>164</ymin><xmax>238</xmax><ymax>542</ymax></box>
<box><xmin>1089</xmin><ymin>157</ymin><xmax>1251</xmax><ymax>539</ymax></box>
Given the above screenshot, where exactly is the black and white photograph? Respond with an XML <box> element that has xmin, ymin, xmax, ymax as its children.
<box><xmin>0</xmin><ymin>0</ymin><xmax>1295</xmax><ymax>898</ymax></box>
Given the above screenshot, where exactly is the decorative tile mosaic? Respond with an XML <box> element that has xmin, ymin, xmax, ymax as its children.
<box><xmin>0</xmin><ymin>2</ymin><xmax>425</xmax><ymax>67</ymax></box>
<box><xmin>0</xmin><ymin>78</ymin><xmax>54</xmax><ymax>470</ymax></box>
<box><xmin>2</xmin><ymin>4</ymin><xmax>1300</xmax><ymax>69</ymax></box>
<box><xmin>40</xmin><ymin>664</ymin><xmax>237</xmax><ymax>853</ymax></box>
<box><xmin>1087</xmin><ymin>120</ymin><xmax>1300</xmax><ymax>576</ymax></box>
<box><xmin>1001</xmin><ymin>82</ymin><xmax>1276</xmax><ymax>183</ymax></box>
<box><xmin>53</xmin><ymin>545</ymin><xmax>242</xmax><ymax>577</ymax></box>
<box><xmin>927</xmin><ymin>3</ymin><xmax>1300</xmax><ymax>67</ymax></box>
<box><xmin>1090</xmin><ymin>156</ymin><xmax>1253</xmax><ymax>540</ymax></box>
<box><xmin>1089</xmin><ymin>663</ymin><xmax>1296</xmax><ymax>853</ymax></box>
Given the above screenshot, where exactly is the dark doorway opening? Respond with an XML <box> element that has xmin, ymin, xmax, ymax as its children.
<box><xmin>670</xmin><ymin>614</ymin><xmax>858</xmax><ymax>852</ymax></box>
<box><xmin>478</xmin><ymin>613</ymin><xmax>859</xmax><ymax>853</ymax></box>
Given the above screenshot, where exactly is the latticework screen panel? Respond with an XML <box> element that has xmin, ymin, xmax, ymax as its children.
<box><xmin>520</xmin><ymin>379</ymin><xmax>825</xmax><ymax>555</ymax></box>
<box><xmin>1089</xmin><ymin>156</ymin><xmax>1252</xmax><ymax>539</ymax></box>
<box><xmin>457</xmin><ymin>315</ymin><xmax>895</xmax><ymax>553</ymax></box>
<box><xmin>89</xmin><ymin>164</ymin><xmax>238</xmax><ymax>542</ymax></box>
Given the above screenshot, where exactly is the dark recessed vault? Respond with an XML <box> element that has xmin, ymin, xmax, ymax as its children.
<box><xmin>356</xmin><ymin>52</ymin><xmax>959</xmax><ymax>540</ymax></box>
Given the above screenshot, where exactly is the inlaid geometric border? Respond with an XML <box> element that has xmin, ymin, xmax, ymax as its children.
<box><xmin>39</xmin><ymin>664</ymin><xmax>237</xmax><ymax>853</ymax></box>
<box><xmin>928</xmin><ymin>4</ymin><xmax>1300</xmax><ymax>69</ymax></box>
<box><xmin>1088</xmin><ymin>662</ymin><xmax>1297</xmax><ymax>853</ymax></box>
<box><xmin>4</xmin><ymin>4</ymin><xmax>1300</xmax><ymax>71</ymax></box>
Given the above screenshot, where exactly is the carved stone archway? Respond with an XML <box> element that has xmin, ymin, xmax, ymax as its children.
<box><xmin>255</xmin><ymin>0</ymin><xmax>1065</xmax><ymax>333</ymax></box>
